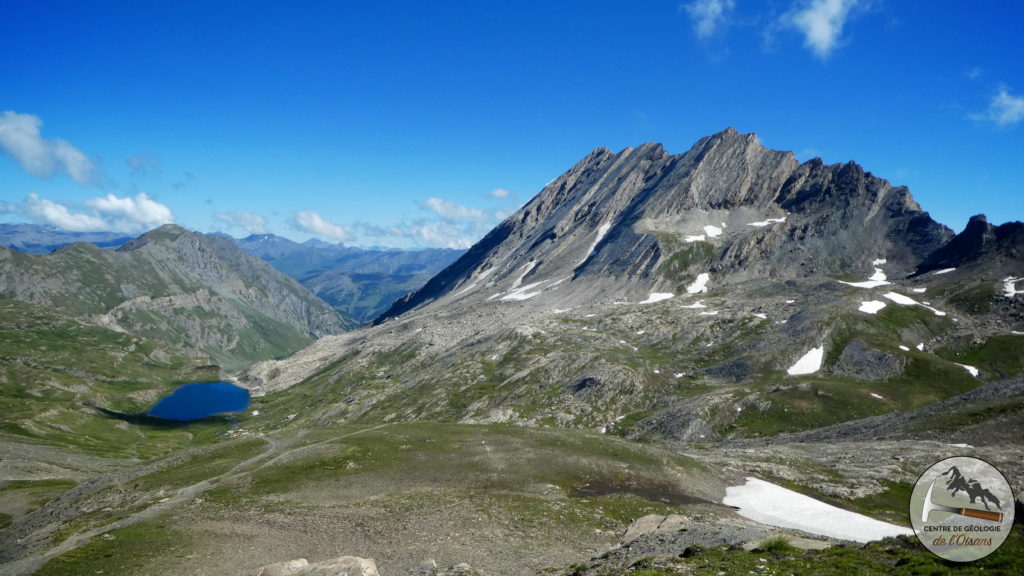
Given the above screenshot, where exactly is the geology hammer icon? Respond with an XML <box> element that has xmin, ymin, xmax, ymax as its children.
<box><xmin>923</xmin><ymin>479</ymin><xmax>1003</xmax><ymax>523</ymax></box>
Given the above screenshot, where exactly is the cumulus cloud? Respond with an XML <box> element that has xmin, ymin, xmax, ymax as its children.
<box><xmin>786</xmin><ymin>0</ymin><xmax>859</xmax><ymax>59</ymax></box>
<box><xmin>684</xmin><ymin>0</ymin><xmax>735</xmax><ymax>38</ymax></box>
<box><xmin>215</xmin><ymin>210</ymin><xmax>269</xmax><ymax>235</ymax></box>
<box><xmin>0</xmin><ymin>111</ymin><xmax>96</xmax><ymax>184</ymax></box>
<box><xmin>3</xmin><ymin>192</ymin><xmax>174</xmax><ymax>232</ymax></box>
<box><xmin>290</xmin><ymin>210</ymin><xmax>352</xmax><ymax>243</ymax></box>
<box><xmin>418</xmin><ymin>197</ymin><xmax>486</xmax><ymax>222</ymax></box>
<box><xmin>486</xmin><ymin>188</ymin><xmax>512</xmax><ymax>199</ymax></box>
<box><xmin>22</xmin><ymin>194</ymin><xmax>108</xmax><ymax>231</ymax></box>
<box><xmin>382</xmin><ymin>221</ymin><xmax>475</xmax><ymax>250</ymax></box>
<box><xmin>85</xmin><ymin>193</ymin><xmax>174</xmax><ymax>231</ymax></box>
<box><xmin>972</xmin><ymin>87</ymin><xmax>1024</xmax><ymax>126</ymax></box>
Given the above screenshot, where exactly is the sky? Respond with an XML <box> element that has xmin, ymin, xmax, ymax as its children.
<box><xmin>1</xmin><ymin>1</ymin><xmax>1022</xmax><ymax>249</ymax></box>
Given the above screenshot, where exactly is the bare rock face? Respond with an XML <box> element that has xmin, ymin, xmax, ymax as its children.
<box><xmin>832</xmin><ymin>339</ymin><xmax>907</xmax><ymax>381</ymax></box>
<box><xmin>376</xmin><ymin>128</ymin><xmax>952</xmax><ymax>323</ymax></box>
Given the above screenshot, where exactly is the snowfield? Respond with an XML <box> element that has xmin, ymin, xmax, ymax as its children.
<box><xmin>956</xmin><ymin>363</ymin><xmax>980</xmax><ymax>377</ymax></box>
<box><xmin>1004</xmin><ymin>276</ymin><xmax>1023</xmax><ymax>298</ymax></box>
<box><xmin>838</xmin><ymin>262</ymin><xmax>890</xmax><ymax>289</ymax></box>
<box><xmin>787</xmin><ymin>346</ymin><xmax>824</xmax><ymax>375</ymax></box>
<box><xmin>639</xmin><ymin>292</ymin><xmax>674</xmax><ymax>304</ymax></box>
<box><xmin>579</xmin><ymin>222</ymin><xmax>612</xmax><ymax>264</ymax></box>
<box><xmin>703</xmin><ymin>224</ymin><xmax>723</xmax><ymax>238</ymax></box>
<box><xmin>747</xmin><ymin>216</ymin><xmax>787</xmax><ymax>227</ymax></box>
<box><xmin>686</xmin><ymin>273</ymin><xmax>710</xmax><ymax>294</ymax></box>
<box><xmin>723</xmin><ymin>477</ymin><xmax>914</xmax><ymax>543</ymax></box>
<box><xmin>883</xmin><ymin>291</ymin><xmax>946</xmax><ymax>316</ymax></box>
<box><xmin>858</xmin><ymin>300</ymin><xmax>886</xmax><ymax>314</ymax></box>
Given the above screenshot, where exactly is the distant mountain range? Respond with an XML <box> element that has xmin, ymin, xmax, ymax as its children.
<box><xmin>0</xmin><ymin>225</ymin><xmax>465</xmax><ymax>325</ymax></box>
<box><xmin>0</xmin><ymin>223</ymin><xmax>133</xmax><ymax>253</ymax></box>
<box><xmin>231</xmin><ymin>233</ymin><xmax>464</xmax><ymax>323</ymax></box>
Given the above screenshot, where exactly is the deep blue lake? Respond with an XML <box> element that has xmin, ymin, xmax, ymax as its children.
<box><xmin>147</xmin><ymin>381</ymin><xmax>250</xmax><ymax>421</ymax></box>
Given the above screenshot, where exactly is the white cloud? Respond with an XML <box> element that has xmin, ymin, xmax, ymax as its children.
<box><xmin>786</xmin><ymin>0</ymin><xmax>859</xmax><ymax>59</ymax></box>
<box><xmin>684</xmin><ymin>0</ymin><xmax>735</xmax><ymax>39</ymax></box>
<box><xmin>419</xmin><ymin>197</ymin><xmax>486</xmax><ymax>222</ymax></box>
<box><xmin>0</xmin><ymin>111</ymin><xmax>96</xmax><ymax>184</ymax></box>
<box><xmin>5</xmin><ymin>192</ymin><xmax>174</xmax><ymax>233</ymax></box>
<box><xmin>23</xmin><ymin>193</ymin><xmax>108</xmax><ymax>231</ymax></box>
<box><xmin>290</xmin><ymin>210</ymin><xmax>352</xmax><ymax>243</ymax></box>
<box><xmin>85</xmin><ymin>193</ymin><xmax>174</xmax><ymax>231</ymax></box>
<box><xmin>215</xmin><ymin>210</ymin><xmax>268</xmax><ymax>235</ymax></box>
<box><xmin>487</xmin><ymin>188</ymin><xmax>512</xmax><ymax>199</ymax></box>
<box><xmin>406</xmin><ymin>222</ymin><xmax>475</xmax><ymax>249</ymax></box>
<box><xmin>973</xmin><ymin>87</ymin><xmax>1024</xmax><ymax>126</ymax></box>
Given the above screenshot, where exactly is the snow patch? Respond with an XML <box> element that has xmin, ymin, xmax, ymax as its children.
<box><xmin>553</xmin><ymin>308</ymin><xmax>572</xmax><ymax>314</ymax></box>
<box><xmin>786</xmin><ymin>344</ymin><xmax>827</xmax><ymax>377</ymax></box>
<box><xmin>699</xmin><ymin>311</ymin><xmax>719</xmax><ymax>316</ymax></box>
<box><xmin>872</xmin><ymin>258</ymin><xmax>887</xmax><ymax>266</ymax></box>
<box><xmin>752</xmin><ymin>313</ymin><xmax>768</xmax><ymax>320</ymax></box>
<box><xmin>785</xmin><ymin>299</ymin><xmax>796</xmax><ymax>304</ymax></box>
<box><xmin>723</xmin><ymin>477</ymin><xmax>914</xmax><ymax>543</ymax></box>
<box><xmin>747</xmin><ymin>216</ymin><xmax>787</xmax><ymax>227</ymax></box>
<box><xmin>579</xmin><ymin>222</ymin><xmax>612</xmax><ymax>265</ymax></box>
<box><xmin>639</xmin><ymin>292</ymin><xmax>674</xmax><ymax>304</ymax></box>
<box><xmin>933</xmin><ymin>268</ymin><xmax>956</xmax><ymax>275</ymax></box>
<box><xmin>899</xmin><ymin>345</ymin><xmax>910</xmax><ymax>351</ymax></box>
<box><xmin>684</xmin><ymin>234</ymin><xmax>706</xmax><ymax>243</ymax></box>
<box><xmin>912</xmin><ymin>287</ymin><xmax>927</xmax><ymax>293</ymax></box>
<box><xmin>511</xmin><ymin>261</ymin><xmax>536</xmax><ymax>289</ymax></box>
<box><xmin>869</xmin><ymin>393</ymin><xmax>884</xmax><ymax>400</ymax></box>
<box><xmin>858</xmin><ymin>301</ymin><xmax>886</xmax><ymax>314</ymax></box>
<box><xmin>455</xmin><ymin>267</ymin><xmax>495</xmax><ymax>296</ymax></box>
<box><xmin>787</xmin><ymin>346</ymin><xmax>824</xmax><ymax>376</ymax></box>
<box><xmin>916</xmin><ymin>343</ymin><xmax>925</xmax><ymax>351</ymax></box>
<box><xmin>703</xmin><ymin>225</ymin><xmax>723</xmax><ymax>238</ymax></box>
<box><xmin>680</xmin><ymin>301</ymin><xmax>707</xmax><ymax>309</ymax></box>
<box><xmin>838</xmin><ymin>263</ymin><xmax>891</xmax><ymax>289</ymax></box>
<box><xmin>1003</xmin><ymin>277</ymin><xmax>1024</xmax><ymax>298</ymax></box>
<box><xmin>1013</xmin><ymin>331</ymin><xmax>1024</xmax><ymax>336</ymax></box>
<box><xmin>956</xmin><ymin>363</ymin><xmax>980</xmax><ymax>377</ymax></box>
<box><xmin>883</xmin><ymin>292</ymin><xmax>946</xmax><ymax>316</ymax></box>
<box><xmin>500</xmin><ymin>280</ymin><xmax>546</xmax><ymax>301</ymax></box>
<box><xmin>686</xmin><ymin>273</ymin><xmax>710</xmax><ymax>294</ymax></box>
<box><xmin>948</xmin><ymin>443</ymin><xmax>974</xmax><ymax>449</ymax></box>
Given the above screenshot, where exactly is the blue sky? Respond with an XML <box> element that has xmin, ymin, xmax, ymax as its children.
<box><xmin>1</xmin><ymin>1</ymin><xmax>1022</xmax><ymax>248</ymax></box>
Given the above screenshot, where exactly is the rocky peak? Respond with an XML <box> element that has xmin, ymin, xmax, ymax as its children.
<box><xmin>376</xmin><ymin>129</ymin><xmax>952</xmax><ymax>323</ymax></box>
<box><xmin>918</xmin><ymin>214</ymin><xmax>1024</xmax><ymax>272</ymax></box>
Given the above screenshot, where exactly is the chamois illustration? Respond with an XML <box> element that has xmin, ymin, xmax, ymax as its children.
<box><xmin>941</xmin><ymin>466</ymin><xmax>1002</xmax><ymax>511</ymax></box>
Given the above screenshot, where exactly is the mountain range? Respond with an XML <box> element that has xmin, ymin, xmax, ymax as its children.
<box><xmin>231</xmin><ymin>233</ymin><xmax>463</xmax><ymax>323</ymax></box>
<box><xmin>2</xmin><ymin>128</ymin><xmax>1022</xmax><ymax>576</ymax></box>
<box><xmin>244</xmin><ymin>128</ymin><xmax>1023</xmax><ymax>442</ymax></box>
<box><xmin>0</xmin><ymin>224</ymin><xmax>349</xmax><ymax>371</ymax></box>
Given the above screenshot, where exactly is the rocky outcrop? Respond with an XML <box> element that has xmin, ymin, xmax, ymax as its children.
<box><xmin>832</xmin><ymin>339</ymin><xmax>906</xmax><ymax>381</ymax></box>
<box><xmin>918</xmin><ymin>214</ymin><xmax>1024</xmax><ymax>273</ymax></box>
